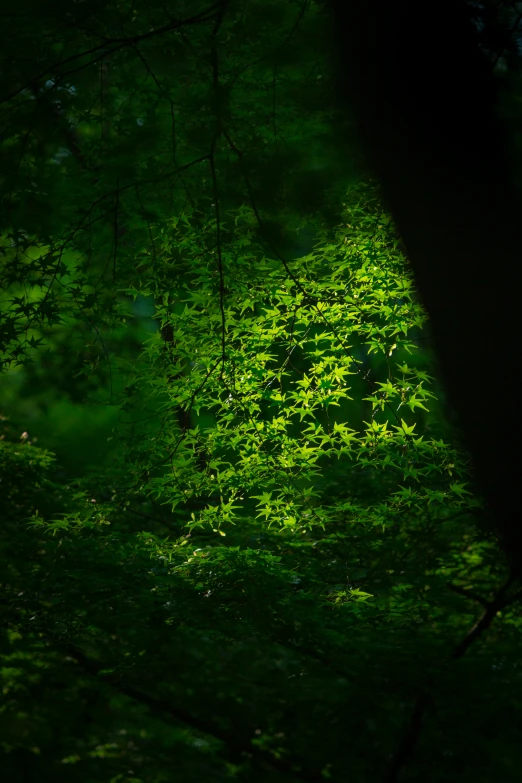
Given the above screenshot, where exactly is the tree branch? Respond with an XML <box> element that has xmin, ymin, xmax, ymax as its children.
<box><xmin>62</xmin><ymin>643</ymin><xmax>328</xmax><ymax>783</ymax></box>
<box><xmin>384</xmin><ymin>573</ymin><xmax>520</xmax><ymax>781</ymax></box>
<box><xmin>0</xmin><ymin>3</ymin><xmax>224</xmax><ymax>106</ymax></box>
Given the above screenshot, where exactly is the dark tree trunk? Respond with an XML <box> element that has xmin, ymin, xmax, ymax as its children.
<box><xmin>327</xmin><ymin>0</ymin><xmax>522</xmax><ymax>576</ymax></box>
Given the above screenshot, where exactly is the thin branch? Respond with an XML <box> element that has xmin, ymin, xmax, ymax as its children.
<box><xmin>490</xmin><ymin>9</ymin><xmax>522</xmax><ymax>69</ymax></box>
<box><xmin>60</xmin><ymin>643</ymin><xmax>327</xmax><ymax>783</ymax></box>
<box><xmin>0</xmin><ymin>2</ymin><xmax>224</xmax><ymax>106</ymax></box>
<box><xmin>209</xmin><ymin>2</ymin><xmax>227</xmax><ymax>379</ymax></box>
<box><xmin>447</xmin><ymin>582</ymin><xmax>489</xmax><ymax>608</ymax></box>
<box><xmin>384</xmin><ymin>691</ymin><xmax>432</xmax><ymax>783</ymax></box>
<box><xmin>451</xmin><ymin>573</ymin><xmax>516</xmax><ymax>660</ymax></box>
<box><xmin>113</xmin><ymin>177</ymin><xmax>119</xmax><ymax>282</ymax></box>
<box><xmin>384</xmin><ymin>572</ymin><xmax>520</xmax><ymax>781</ymax></box>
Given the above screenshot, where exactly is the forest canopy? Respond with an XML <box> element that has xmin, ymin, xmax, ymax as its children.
<box><xmin>2</xmin><ymin>2</ymin><xmax>522</xmax><ymax>782</ymax></box>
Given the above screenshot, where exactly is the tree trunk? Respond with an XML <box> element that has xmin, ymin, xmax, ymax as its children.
<box><xmin>327</xmin><ymin>0</ymin><xmax>522</xmax><ymax>576</ymax></box>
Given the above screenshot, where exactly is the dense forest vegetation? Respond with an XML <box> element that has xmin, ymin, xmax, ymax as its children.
<box><xmin>1</xmin><ymin>2</ymin><xmax>522</xmax><ymax>781</ymax></box>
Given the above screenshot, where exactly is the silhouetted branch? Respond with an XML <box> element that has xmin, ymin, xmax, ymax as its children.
<box><xmin>0</xmin><ymin>3</ymin><xmax>224</xmax><ymax>106</ymax></box>
<box><xmin>385</xmin><ymin>572</ymin><xmax>520</xmax><ymax>781</ymax></box>
<box><xmin>60</xmin><ymin>643</ymin><xmax>328</xmax><ymax>783</ymax></box>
